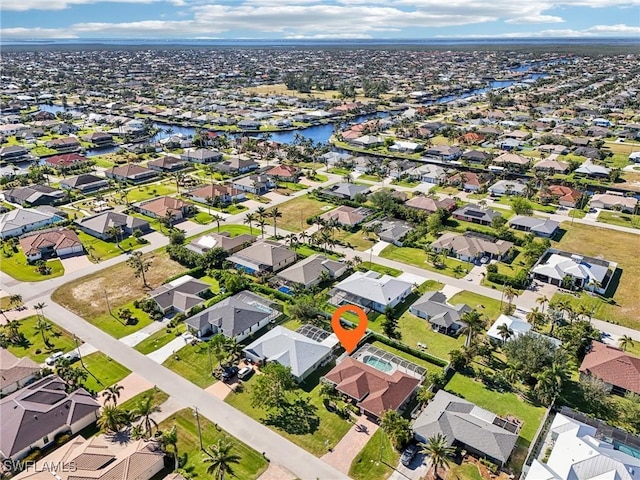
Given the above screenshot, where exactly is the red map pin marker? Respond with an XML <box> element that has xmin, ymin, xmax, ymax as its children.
<box><xmin>331</xmin><ymin>304</ymin><xmax>368</xmax><ymax>354</ymax></box>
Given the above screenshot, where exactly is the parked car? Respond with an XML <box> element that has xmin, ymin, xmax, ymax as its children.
<box><xmin>480</xmin><ymin>256</ymin><xmax>490</xmax><ymax>264</ymax></box>
<box><xmin>238</xmin><ymin>366</ymin><xmax>253</xmax><ymax>380</ymax></box>
<box><xmin>400</xmin><ymin>444</ymin><xmax>418</xmax><ymax>466</ymax></box>
<box><xmin>221</xmin><ymin>366</ymin><xmax>239</xmax><ymax>382</ymax></box>
<box><xmin>62</xmin><ymin>350</ymin><xmax>80</xmax><ymax>363</ymax></box>
<box><xmin>45</xmin><ymin>351</ymin><xmax>64</xmax><ymax>366</ymax></box>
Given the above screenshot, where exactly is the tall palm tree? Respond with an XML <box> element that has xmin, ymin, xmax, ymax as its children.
<box><xmin>126</xmin><ymin>251</ymin><xmax>152</xmax><ymax>287</ymax></box>
<box><xmin>212</xmin><ymin>214</ymin><xmax>224</xmax><ymax>233</ymax></box>
<box><xmin>133</xmin><ymin>393</ymin><xmax>162</xmax><ymax>437</ymax></box>
<box><xmin>9</xmin><ymin>294</ymin><xmax>23</xmax><ymax>308</ymax></box>
<box><xmin>535</xmin><ymin>295</ymin><xmax>549</xmax><ymax>314</ymax></box>
<box><xmin>270</xmin><ymin>207</ymin><xmax>282</xmax><ymax>237</ymax></box>
<box><xmin>526</xmin><ymin>307</ymin><xmax>546</xmax><ymax>331</ymax></box>
<box><xmin>420</xmin><ymin>433</ymin><xmax>455</xmax><ymax>480</ymax></box>
<box><xmin>243</xmin><ymin>212</ymin><xmax>256</xmax><ymax>236</ymax></box>
<box><xmin>256</xmin><ymin>207</ymin><xmax>267</xmax><ymax>238</ymax></box>
<box><xmin>33</xmin><ymin>301</ymin><xmax>47</xmax><ymax>320</ymax></box>
<box><xmin>97</xmin><ymin>404</ymin><xmax>128</xmax><ymax>433</ymax></box>
<box><xmin>106</xmin><ymin>225</ymin><xmax>122</xmax><ymax>248</ymax></box>
<box><xmin>34</xmin><ymin>317</ymin><xmax>53</xmax><ymax>347</ymax></box>
<box><xmin>496</xmin><ymin>323</ymin><xmax>514</xmax><ymax>343</ymax></box>
<box><xmin>503</xmin><ymin>285</ymin><xmax>517</xmax><ymax>311</ymax></box>
<box><xmin>203</xmin><ymin>439</ymin><xmax>241</xmax><ymax>480</ymax></box>
<box><xmin>461</xmin><ymin>310</ymin><xmax>485</xmax><ymax>347</ymax></box>
<box><xmin>101</xmin><ymin>383</ymin><xmax>124</xmax><ymax>406</ymax></box>
<box><xmin>161</xmin><ymin>425</ymin><xmax>179</xmax><ymax>471</ymax></box>
<box><xmin>619</xmin><ymin>335</ymin><xmax>635</xmax><ymax>352</ymax></box>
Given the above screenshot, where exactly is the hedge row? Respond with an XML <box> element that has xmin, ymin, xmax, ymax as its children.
<box><xmin>366</xmin><ymin>331</ymin><xmax>449</xmax><ymax>368</ymax></box>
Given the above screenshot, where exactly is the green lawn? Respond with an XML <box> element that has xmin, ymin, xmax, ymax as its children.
<box><xmin>89</xmin><ymin>300</ymin><xmax>156</xmax><ymax>339</ymax></box>
<box><xmin>125</xmin><ymin>183</ymin><xmax>178</xmax><ymax>202</ymax></box>
<box><xmin>163</xmin><ymin>342</ymin><xmax>218</xmax><ymax>388</ymax></box>
<box><xmin>190</xmin><ymin>223</ymin><xmax>255</xmax><ymax>241</ymax></box>
<box><xmin>446</xmin><ymin>463</ymin><xmax>484</xmax><ymax>480</ymax></box>
<box><xmin>495</xmin><ymin>196</ymin><xmax>557</xmax><ymax>214</ymax></box>
<box><xmin>349</xmin><ymin>428</ymin><xmax>399</xmax><ymax>480</ymax></box>
<box><xmin>448</xmin><ymin>290</ymin><xmax>503</xmax><ymax>322</ymax></box>
<box><xmin>395</xmin><ymin>312</ymin><xmax>465</xmax><ymax>360</ymax></box>
<box><xmin>359</xmin><ymin>262</ymin><xmax>402</xmax><ymax>277</ymax></box>
<box><xmin>265</xmin><ymin>195</ymin><xmax>335</xmax><ymax>232</ymax></box>
<box><xmin>334</xmin><ymin>229</ymin><xmax>376</xmax><ymax>251</ymax></box>
<box><xmin>81</xmin><ymin>352</ymin><xmax>131</xmax><ymax>393</ymax></box>
<box><xmin>134</xmin><ymin>323</ymin><xmax>186</xmax><ymax>355</ymax></box>
<box><xmin>391</xmin><ymin>178</ymin><xmax>420</xmax><ymax>188</ymax></box>
<box><xmin>118</xmin><ymin>387</ymin><xmax>169</xmax><ymax>412</ymax></box>
<box><xmin>379</xmin><ymin>245</ymin><xmax>472</xmax><ymax>278</ymax></box>
<box><xmin>76</xmin><ymin>231</ymin><xmax>144</xmax><ymax>261</ymax></box>
<box><xmin>156</xmin><ymin>409</ymin><xmax>268</xmax><ymax>479</ymax></box>
<box><xmin>597</xmin><ymin>210</ymin><xmax>640</xmax><ymax>229</ymax></box>
<box><xmin>445</xmin><ymin>373</ymin><xmax>545</xmax><ymax>446</ymax></box>
<box><xmin>569</xmin><ymin>208</ymin><xmax>587</xmax><ymax>219</ymax></box>
<box><xmin>225</xmin><ymin>363</ymin><xmax>353</xmax><ymax>456</ymax></box>
<box><xmin>193</xmin><ymin>211</ymin><xmax>214</xmax><ymax>225</ymax></box>
<box><xmin>5</xmin><ymin>315</ymin><xmax>79</xmax><ymax>363</ymax></box>
<box><xmin>370</xmin><ymin>341</ymin><xmax>445</xmax><ymax>373</ymax></box>
<box><xmin>0</xmin><ymin>250</ymin><xmax>64</xmax><ymax>282</ymax></box>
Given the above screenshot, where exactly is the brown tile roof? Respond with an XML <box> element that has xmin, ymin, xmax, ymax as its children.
<box><xmin>579</xmin><ymin>342</ymin><xmax>640</xmax><ymax>394</ymax></box>
<box><xmin>0</xmin><ymin>350</ymin><xmax>39</xmax><ymax>392</ymax></box>
<box><xmin>405</xmin><ymin>196</ymin><xmax>456</xmax><ymax>213</ymax></box>
<box><xmin>320</xmin><ymin>205</ymin><xmax>367</xmax><ymax>226</ymax></box>
<box><xmin>324</xmin><ymin>357</ymin><xmax>419</xmax><ymax>417</ymax></box>
<box><xmin>19</xmin><ymin>228</ymin><xmax>82</xmax><ymax>256</ymax></box>
<box><xmin>266</xmin><ymin>164</ymin><xmax>300</xmax><ymax>177</ymax></box>
<box><xmin>44</xmin><ymin>153</ymin><xmax>87</xmax><ymax>167</ymax></box>
<box><xmin>138</xmin><ymin>196</ymin><xmax>189</xmax><ymax>217</ymax></box>
<box><xmin>189</xmin><ymin>183</ymin><xmax>241</xmax><ymax>199</ymax></box>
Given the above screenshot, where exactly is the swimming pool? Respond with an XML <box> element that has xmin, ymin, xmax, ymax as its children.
<box><xmin>278</xmin><ymin>286</ymin><xmax>293</xmax><ymax>295</ymax></box>
<box><xmin>362</xmin><ymin>354</ymin><xmax>394</xmax><ymax>373</ymax></box>
<box><xmin>613</xmin><ymin>440</ymin><xmax>640</xmax><ymax>459</ymax></box>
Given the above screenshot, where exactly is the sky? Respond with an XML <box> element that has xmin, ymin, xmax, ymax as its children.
<box><xmin>1</xmin><ymin>0</ymin><xmax>639</xmax><ymax>40</ymax></box>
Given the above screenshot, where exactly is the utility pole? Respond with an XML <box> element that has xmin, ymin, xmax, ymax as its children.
<box><xmin>193</xmin><ymin>407</ymin><xmax>204</xmax><ymax>451</ymax></box>
<box><xmin>104</xmin><ymin>289</ymin><xmax>112</xmax><ymax>316</ymax></box>
<box><xmin>74</xmin><ymin>335</ymin><xmax>85</xmax><ymax>369</ymax></box>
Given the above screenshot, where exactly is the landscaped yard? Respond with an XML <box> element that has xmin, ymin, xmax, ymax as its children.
<box><xmin>51</xmin><ymin>251</ymin><xmax>186</xmax><ymax>336</ymax></box>
<box><xmin>163</xmin><ymin>341</ymin><xmax>218</xmax><ymax>388</ymax></box>
<box><xmin>597</xmin><ymin>210</ymin><xmax>640</xmax><ymax>229</ymax></box>
<box><xmin>359</xmin><ymin>262</ymin><xmax>402</xmax><ymax>277</ymax></box>
<box><xmin>225</xmin><ymin>363</ymin><xmax>353</xmax><ymax>456</ymax></box>
<box><xmin>192</xmin><ymin>223</ymin><xmax>255</xmax><ymax>240</ymax></box>
<box><xmin>264</xmin><ymin>195</ymin><xmax>335</xmax><ymax>232</ymax></box>
<box><xmin>76</xmin><ymin>230</ymin><xmax>144</xmax><ymax>262</ymax></box>
<box><xmin>123</xmin><ymin>182</ymin><xmax>177</xmax><ymax>203</ymax></box>
<box><xmin>379</xmin><ymin>245</ymin><xmax>472</xmax><ymax>278</ymax></box>
<box><xmin>156</xmin><ymin>409</ymin><xmax>268</xmax><ymax>479</ymax></box>
<box><xmin>396</xmin><ymin>312</ymin><xmax>465</xmax><ymax>360</ymax></box>
<box><xmin>550</xmin><ymin>222</ymin><xmax>640</xmax><ymax>328</ymax></box>
<box><xmin>349</xmin><ymin>428</ymin><xmax>399</xmax><ymax>480</ymax></box>
<box><xmin>82</xmin><ymin>352</ymin><xmax>131</xmax><ymax>393</ymax></box>
<box><xmin>134</xmin><ymin>323</ymin><xmax>186</xmax><ymax>354</ymax></box>
<box><xmin>118</xmin><ymin>387</ymin><xmax>169</xmax><ymax>411</ymax></box>
<box><xmin>0</xmin><ymin>249</ymin><xmax>64</xmax><ymax>282</ymax></box>
<box><xmin>448</xmin><ymin>290</ymin><xmax>503</xmax><ymax>322</ymax></box>
<box><xmin>334</xmin><ymin>229</ymin><xmax>376</xmax><ymax>251</ymax></box>
<box><xmin>4</xmin><ymin>315</ymin><xmax>79</xmax><ymax>363</ymax></box>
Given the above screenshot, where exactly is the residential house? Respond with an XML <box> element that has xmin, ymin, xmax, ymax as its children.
<box><xmin>575</xmin><ymin>160</ymin><xmax>611</xmax><ymax>178</ymax></box>
<box><xmin>75</xmin><ymin>211</ymin><xmax>150</xmax><ymax>240</ymax></box>
<box><xmin>364</xmin><ymin>217</ymin><xmax>412</xmax><ymax>246</ymax></box>
<box><xmin>405</xmin><ymin>195</ymin><xmax>456</xmax><ymax>214</ymax></box>
<box><xmin>105</xmin><ymin>164</ymin><xmax>158</xmax><ymax>184</ymax></box>
<box><xmin>538</xmin><ymin>144</ymin><xmax>570</xmax><ymax>155</ymax></box>
<box><xmin>488</xmin><ymin>179</ymin><xmax>527</xmax><ymax>197</ymax></box>
<box><xmin>461</xmin><ymin>149</ymin><xmax>492</xmax><ymax>164</ymax></box>
<box><xmin>43</xmin><ymin>153</ymin><xmax>88</xmax><ymax>171</ymax></box>
<box><xmin>389</xmin><ymin>141</ymin><xmax>423</xmax><ymax>153</ymax></box>
<box><xmin>487</xmin><ymin>314</ymin><xmax>561</xmax><ymax>346</ymax></box>
<box><xmin>590</xmin><ymin>193</ymin><xmax>638</xmax><ymax>213</ymax></box>
<box><xmin>60</xmin><ymin>174</ymin><xmax>109</xmax><ymax>193</ymax></box>
<box><xmin>187</xmin><ymin>231</ymin><xmax>256</xmax><ymax>255</ymax></box>
<box><xmin>525</xmin><ymin>413</ymin><xmax>640</xmax><ymax>480</ymax></box>
<box><xmin>0</xmin><ymin>376</ymin><xmax>100</xmax><ymax>461</ymax></box>
<box><xmin>243</xmin><ymin>325</ymin><xmax>338</xmax><ymax>382</ymax></box>
<box><xmin>147</xmin><ymin>155</ymin><xmax>189</xmax><ymax>172</ymax></box>
<box><xmin>452</xmin><ymin>206</ymin><xmax>502</xmax><ymax>226</ymax></box>
<box><xmin>0</xmin><ymin>350</ymin><xmax>39</xmax><ymax>396</ymax></box>
<box><xmin>329</xmin><ymin>270</ymin><xmax>413</xmax><ymax>313</ymax></box>
<box><xmin>266</xmin><ymin>164</ymin><xmax>301</xmax><ymax>182</ymax></box>
<box><xmin>323</xmin><ymin>356</ymin><xmax>420</xmax><ymax>419</ymax></box>
<box><xmin>228</xmin><ymin>240</ymin><xmax>297</xmax><ymax>274</ymax></box>
<box><xmin>407</xmin><ymin>164</ymin><xmax>447</xmax><ymax>184</ymax></box>
<box><xmin>322</xmin><ymin>183</ymin><xmax>369</xmax><ymax>201</ymax></box>
<box><xmin>186</xmin><ymin>184</ymin><xmax>245</xmax><ymax>205</ymax></box>
<box><xmin>3</xmin><ymin>185</ymin><xmax>65</xmax><ymax>206</ymax></box>
<box><xmin>319</xmin><ymin>205</ymin><xmax>371</xmax><ymax>228</ymax></box>
<box><xmin>0</xmin><ymin>145</ymin><xmax>29</xmax><ymax>162</ymax></box>
<box><xmin>214</xmin><ymin>157</ymin><xmax>259</xmax><ymax>175</ymax></box>
<box><xmin>276</xmin><ymin>254</ymin><xmax>347</xmax><ymax>288</ymax></box>
<box><xmin>539</xmin><ymin>185</ymin><xmax>582</xmax><ymax>208</ymax></box>
<box><xmin>533</xmin><ymin>159</ymin><xmax>570</xmax><ymax>174</ymax></box>
<box><xmin>424</xmin><ymin>145</ymin><xmax>462</xmax><ymax>161</ymax></box>
<box><xmin>447</xmin><ymin>171</ymin><xmax>486</xmax><ymax>192</ymax></box>
<box><xmin>579</xmin><ymin>342</ymin><xmax>640</xmax><ymax>396</ymax></box>
<box><xmin>431</xmin><ymin>232</ymin><xmax>513</xmax><ymax>263</ymax></box>
<box><xmin>231</xmin><ymin>174</ymin><xmax>276</xmax><ymax>195</ymax></box>
<box><xmin>492</xmin><ymin>152</ymin><xmax>531</xmax><ymax>169</ymax></box>
<box><xmin>180</xmin><ymin>148</ymin><xmax>223</xmax><ymax>164</ymax></box>
<box><xmin>135</xmin><ymin>196</ymin><xmax>191</xmax><ymax>221</ymax></box>
<box><xmin>0</xmin><ymin>208</ymin><xmax>60</xmax><ymax>239</ymax></box>
<box><xmin>148</xmin><ymin>275</ymin><xmax>210</xmax><ymax>314</ymax></box>
<box><xmin>19</xmin><ymin>228</ymin><xmax>83</xmax><ymax>261</ymax></box>
<box><xmin>185</xmin><ymin>291</ymin><xmax>280</xmax><ymax>340</ymax></box>
<box><xmin>509</xmin><ymin>216</ymin><xmax>560</xmax><ymax>237</ymax></box>
<box><xmin>320</xmin><ymin>151</ymin><xmax>352</xmax><ymax>166</ymax></box>
<box><xmin>350</xmin><ymin>135</ymin><xmax>383</xmax><ymax>148</ymax></box>
<box><xmin>81</xmin><ymin>131</ymin><xmax>114</xmax><ymax>148</ymax></box>
<box><xmin>531</xmin><ymin>249</ymin><xmax>616</xmax><ymax>294</ymax></box>
<box><xmin>45</xmin><ymin>137</ymin><xmax>81</xmax><ymax>153</ymax></box>
<box><xmin>412</xmin><ymin>390</ymin><xmax>519</xmax><ymax>467</ymax></box>
<box><xmin>409</xmin><ymin>291</ymin><xmax>471</xmax><ymax>335</ymax></box>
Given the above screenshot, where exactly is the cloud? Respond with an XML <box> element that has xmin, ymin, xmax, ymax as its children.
<box><xmin>1</xmin><ymin>0</ymin><xmax>160</xmax><ymax>11</ymax></box>
<box><xmin>437</xmin><ymin>23</ymin><xmax>640</xmax><ymax>37</ymax></box>
<box><xmin>506</xmin><ymin>15</ymin><xmax>565</xmax><ymax>23</ymax></box>
<box><xmin>0</xmin><ymin>27</ymin><xmax>79</xmax><ymax>37</ymax></box>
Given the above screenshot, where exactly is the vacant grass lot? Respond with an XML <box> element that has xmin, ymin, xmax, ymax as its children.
<box><xmin>264</xmin><ymin>195</ymin><xmax>335</xmax><ymax>232</ymax></box>
<box><xmin>52</xmin><ymin>251</ymin><xmax>186</xmax><ymax>335</ymax></box>
<box><xmin>349</xmin><ymin>428</ymin><xmax>399</xmax><ymax>480</ymax></box>
<box><xmin>124</xmin><ymin>182</ymin><xmax>178</xmax><ymax>202</ymax></box>
<box><xmin>550</xmin><ymin>222</ymin><xmax>640</xmax><ymax>328</ymax></box>
<box><xmin>379</xmin><ymin>245</ymin><xmax>471</xmax><ymax>278</ymax></box>
<box><xmin>119</xmin><ymin>388</ymin><xmax>169</xmax><ymax>412</ymax></box>
<box><xmin>5</xmin><ymin>315</ymin><xmax>78</xmax><ymax>363</ymax></box>
<box><xmin>449</xmin><ymin>290</ymin><xmax>503</xmax><ymax>322</ymax></box>
<box><xmin>0</xmin><ymin>249</ymin><xmax>64</xmax><ymax>282</ymax></box>
<box><xmin>82</xmin><ymin>352</ymin><xmax>131</xmax><ymax>393</ymax></box>
<box><xmin>156</xmin><ymin>409</ymin><xmax>268</xmax><ymax>479</ymax></box>
<box><xmin>135</xmin><ymin>323</ymin><xmax>186</xmax><ymax>354</ymax></box>
<box><xmin>225</xmin><ymin>363</ymin><xmax>353</xmax><ymax>456</ymax></box>
<box><xmin>76</xmin><ymin>231</ymin><xmax>144</xmax><ymax>262</ymax></box>
<box><xmin>334</xmin><ymin>229</ymin><xmax>375</xmax><ymax>251</ymax></box>
<box><xmin>597</xmin><ymin>210</ymin><xmax>640</xmax><ymax>229</ymax></box>
<box><xmin>163</xmin><ymin>341</ymin><xmax>218</xmax><ymax>388</ymax></box>
<box><xmin>359</xmin><ymin>262</ymin><xmax>402</xmax><ymax>277</ymax></box>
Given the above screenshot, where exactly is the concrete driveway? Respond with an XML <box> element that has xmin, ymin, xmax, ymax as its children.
<box><xmin>60</xmin><ymin>254</ymin><xmax>94</xmax><ymax>274</ymax></box>
<box><xmin>322</xmin><ymin>415</ymin><xmax>379</xmax><ymax>474</ymax></box>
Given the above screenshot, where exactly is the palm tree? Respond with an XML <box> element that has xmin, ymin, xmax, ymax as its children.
<box><xmin>534</xmin><ymin>362</ymin><xmax>568</xmax><ymax>405</ymax></box>
<box><xmin>97</xmin><ymin>404</ymin><xmax>128</xmax><ymax>433</ymax></box>
<box><xmin>285</xmin><ymin>233</ymin><xmax>298</xmax><ymax>250</ymax></box>
<box><xmin>101</xmin><ymin>383</ymin><xmax>124</xmax><ymax>406</ymax></box>
<box><xmin>133</xmin><ymin>395</ymin><xmax>162</xmax><ymax>437</ymax></box>
<box><xmin>461</xmin><ymin>310</ymin><xmax>485</xmax><ymax>347</ymax></box>
<box><xmin>106</xmin><ymin>225</ymin><xmax>122</xmax><ymax>248</ymax></box>
<box><xmin>161</xmin><ymin>425</ymin><xmax>180</xmax><ymax>471</ymax></box>
<box><xmin>9</xmin><ymin>294</ymin><xmax>23</xmax><ymax>308</ymax></box>
<box><xmin>526</xmin><ymin>307</ymin><xmax>546</xmax><ymax>332</ymax></box>
<box><xmin>212</xmin><ymin>214</ymin><xmax>224</xmax><ymax>233</ymax></box>
<box><xmin>126</xmin><ymin>251</ymin><xmax>152</xmax><ymax>287</ymax></box>
<box><xmin>420</xmin><ymin>433</ymin><xmax>455</xmax><ymax>480</ymax></box>
<box><xmin>496</xmin><ymin>323</ymin><xmax>514</xmax><ymax>343</ymax></box>
<box><xmin>256</xmin><ymin>207</ymin><xmax>267</xmax><ymax>238</ymax></box>
<box><xmin>34</xmin><ymin>317</ymin><xmax>53</xmax><ymax>347</ymax></box>
<box><xmin>503</xmin><ymin>285</ymin><xmax>517</xmax><ymax>311</ymax></box>
<box><xmin>205</xmin><ymin>195</ymin><xmax>214</xmax><ymax>214</ymax></box>
<box><xmin>535</xmin><ymin>295</ymin><xmax>549</xmax><ymax>314</ymax></box>
<box><xmin>224</xmin><ymin>338</ymin><xmax>243</xmax><ymax>363</ymax></box>
<box><xmin>619</xmin><ymin>335</ymin><xmax>635</xmax><ymax>352</ymax></box>
<box><xmin>270</xmin><ymin>207</ymin><xmax>282</xmax><ymax>237</ymax></box>
<box><xmin>33</xmin><ymin>301</ymin><xmax>47</xmax><ymax>320</ymax></box>
<box><xmin>243</xmin><ymin>212</ymin><xmax>256</xmax><ymax>236</ymax></box>
<box><xmin>203</xmin><ymin>439</ymin><xmax>241</xmax><ymax>480</ymax></box>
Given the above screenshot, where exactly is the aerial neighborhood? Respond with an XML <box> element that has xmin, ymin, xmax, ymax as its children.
<box><xmin>0</xmin><ymin>44</ymin><xmax>639</xmax><ymax>480</ymax></box>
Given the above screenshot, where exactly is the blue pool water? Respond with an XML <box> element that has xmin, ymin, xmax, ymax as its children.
<box><xmin>278</xmin><ymin>286</ymin><xmax>292</xmax><ymax>295</ymax></box>
<box><xmin>362</xmin><ymin>354</ymin><xmax>393</xmax><ymax>373</ymax></box>
<box><xmin>613</xmin><ymin>441</ymin><xmax>640</xmax><ymax>459</ymax></box>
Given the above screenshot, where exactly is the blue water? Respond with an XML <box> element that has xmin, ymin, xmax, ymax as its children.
<box><xmin>362</xmin><ymin>355</ymin><xmax>394</xmax><ymax>373</ymax></box>
<box><xmin>613</xmin><ymin>441</ymin><xmax>640</xmax><ymax>459</ymax></box>
<box><xmin>278</xmin><ymin>286</ymin><xmax>293</xmax><ymax>295</ymax></box>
